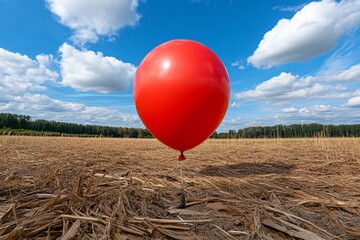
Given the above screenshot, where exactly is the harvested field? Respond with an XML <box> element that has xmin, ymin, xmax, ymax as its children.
<box><xmin>0</xmin><ymin>136</ymin><xmax>360</xmax><ymax>239</ymax></box>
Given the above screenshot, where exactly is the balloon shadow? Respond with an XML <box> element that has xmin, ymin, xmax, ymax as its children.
<box><xmin>198</xmin><ymin>162</ymin><xmax>294</xmax><ymax>178</ymax></box>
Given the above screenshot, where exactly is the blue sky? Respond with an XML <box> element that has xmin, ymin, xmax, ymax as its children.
<box><xmin>1</xmin><ymin>0</ymin><xmax>360</xmax><ymax>131</ymax></box>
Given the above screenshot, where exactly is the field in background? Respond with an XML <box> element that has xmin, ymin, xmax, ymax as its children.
<box><xmin>0</xmin><ymin>136</ymin><xmax>359</xmax><ymax>239</ymax></box>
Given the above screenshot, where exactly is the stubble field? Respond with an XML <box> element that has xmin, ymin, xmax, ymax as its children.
<box><xmin>0</xmin><ymin>136</ymin><xmax>359</xmax><ymax>239</ymax></box>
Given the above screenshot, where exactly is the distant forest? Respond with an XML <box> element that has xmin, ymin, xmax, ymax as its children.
<box><xmin>0</xmin><ymin>113</ymin><xmax>151</xmax><ymax>138</ymax></box>
<box><xmin>1</xmin><ymin>112</ymin><xmax>360</xmax><ymax>138</ymax></box>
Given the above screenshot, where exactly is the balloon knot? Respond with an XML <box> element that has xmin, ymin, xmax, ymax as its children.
<box><xmin>178</xmin><ymin>151</ymin><xmax>186</xmax><ymax>161</ymax></box>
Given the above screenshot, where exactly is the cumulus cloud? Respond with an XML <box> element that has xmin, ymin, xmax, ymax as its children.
<box><xmin>0</xmin><ymin>93</ymin><xmax>139</xmax><ymax>127</ymax></box>
<box><xmin>0</xmin><ymin>48</ymin><xmax>58</xmax><ymax>97</ymax></box>
<box><xmin>228</xmin><ymin>63</ymin><xmax>360</xmax><ymax>130</ymax></box>
<box><xmin>46</xmin><ymin>0</ymin><xmax>140</xmax><ymax>44</ymax></box>
<box><xmin>234</xmin><ymin>72</ymin><xmax>346</xmax><ymax>103</ymax></box>
<box><xmin>248</xmin><ymin>0</ymin><xmax>360</xmax><ymax>68</ymax></box>
<box><xmin>59</xmin><ymin>43</ymin><xmax>136</xmax><ymax>93</ymax></box>
<box><xmin>0</xmin><ymin>47</ymin><xmax>139</xmax><ymax>127</ymax></box>
<box><xmin>343</xmin><ymin>96</ymin><xmax>360</xmax><ymax>108</ymax></box>
<box><xmin>221</xmin><ymin>103</ymin><xmax>360</xmax><ymax>130</ymax></box>
<box><xmin>277</xmin><ymin>104</ymin><xmax>338</xmax><ymax>122</ymax></box>
<box><xmin>275</xmin><ymin>104</ymin><xmax>360</xmax><ymax>124</ymax></box>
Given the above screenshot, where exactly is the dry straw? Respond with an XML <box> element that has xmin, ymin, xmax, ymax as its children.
<box><xmin>0</xmin><ymin>136</ymin><xmax>359</xmax><ymax>239</ymax></box>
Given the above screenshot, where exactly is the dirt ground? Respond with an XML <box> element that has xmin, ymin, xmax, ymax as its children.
<box><xmin>0</xmin><ymin>136</ymin><xmax>359</xmax><ymax>239</ymax></box>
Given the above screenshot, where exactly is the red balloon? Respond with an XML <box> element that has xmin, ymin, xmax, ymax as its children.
<box><xmin>134</xmin><ymin>39</ymin><xmax>230</xmax><ymax>153</ymax></box>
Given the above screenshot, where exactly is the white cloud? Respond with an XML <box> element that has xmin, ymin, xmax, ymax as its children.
<box><xmin>234</xmin><ymin>72</ymin><xmax>346</xmax><ymax>103</ymax></box>
<box><xmin>278</xmin><ymin>104</ymin><xmax>338</xmax><ymax>121</ymax></box>
<box><xmin>273</xmin><ymin>4</ymin><xmax>307</xmax><ymax>12</ymax></box>
<box><xmin>221</xmin><ymin>103</ymin><xmax>360</xmax><ymax>130</ymax></box>
<box><xmin>0</xmin><ymin>93</ymin><xmax>139</xmax><ymax>127</ymax></box>
<box><xmin>230</xmin><ymin>102</ymin><xmax>240</xmax><ymax>108</ymax></box>
<box><xmin>0</xmin><ymin>47</ymin><xmax>139</xmax><ymax>127</ymax></box>
<box><xmin>36</xmin><ymin>54</ymin><xmax>55</xmax><ymax>67</ymax></box>
<box><xmin>231</xmin><ymin>61</ymin><xmax>239</xmax><ymax>67</ymax></box>
<box><xmin>248</xmin><ymin>0</ymin><xmax>360</xmax><ymax>68</ymax></box>
<box><xmin>46</xmin><ymin>0</ymin><xmax>140</xmax><ymax>44</ymax></box>
<box><xmin>231</xmin><ymin>60</ymin><xmax>245</xmax><ymax>70</ymax></box>
<box><xmin>281</xmin><ymin>107</ymin><xmax>298</xmax><ymax>113</ymax></box>
<box><xmin>275</xmin><ymin>104</ymin><xmax>360</xmax><ymax>124</ymax></box>
<box><xmin>343</xmin><ymin>96</ymin><xmax>360</xmax><ymax>108</ymax></box>
<box><xmin>221</xmin><ymin>117</ymin><xmax>276</xmax><ymax>130</ymax></box>
<box><xmin>233</xmin><ymin>62</ymin><xmax>360</xmax><ymax>105</ymax></box>
<box><xmin>298</xmin><ymin>105</ymin><xmax>333</xmax><ymax>116</ymax></box>
<box><xmin>327</xmin><ymin>63</ymin><xmax>360</xmax><ymax>82</ymax></box>
<box><xmin>0</xmin><ymin>48</ymin><xmax>58</xmax><ymax>97</ymax></box>
<box><xmin>318</xmin><ymin>34</ymin><xmax>360</xmax><ymax>75</ymax></box>
<box><xmin>59</xmin><ymin>43</ymin><xmax>136</xmax><ymax>93</ymax></box>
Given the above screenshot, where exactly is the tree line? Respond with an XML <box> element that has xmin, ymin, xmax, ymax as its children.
<box><xmin>1</xmin><ymin>112</ymin><xmax>360</xmax><ymax>138</ymax></box>
<box><xmin>212</xmin><ymin>123</ymin><xmax>360</xmax><ymax>138</ymax></box>
<box><xmin>0</xmin><ymin>113</ymin><xmax>152</xmax><ymax>138</ymax></box>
